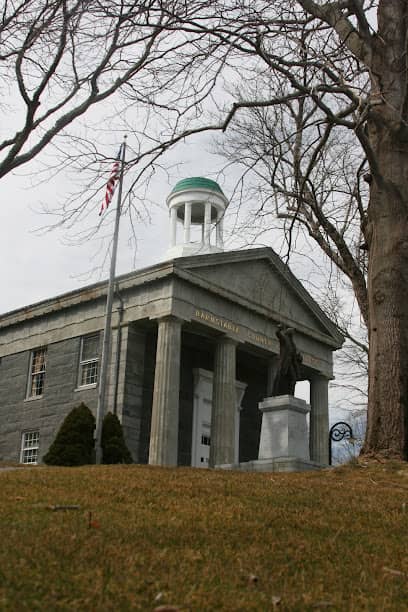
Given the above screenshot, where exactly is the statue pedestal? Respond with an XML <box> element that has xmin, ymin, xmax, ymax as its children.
<box><xmin>258</xmin><ymin>395</ymin><xmax>310</xmax><ymax>460</ymax></box>
<box><xmin>215</xmin><ymin>395</ymin><xmax>322</xmax><ymax>473</ymax></box>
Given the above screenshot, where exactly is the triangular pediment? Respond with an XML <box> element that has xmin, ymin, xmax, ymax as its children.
<box><xmin>173</xmin><ymin>248</ymin><xmax>343</xmax><ymax>347</ymax></box>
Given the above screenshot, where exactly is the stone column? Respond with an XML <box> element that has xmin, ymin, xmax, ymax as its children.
<box><xmin>309</xmin><ymin>374</ymin><xmax>330</xmax><ymax>465</ymax></box>
<box><xmin>209</xmin><ymin>336</ymin><xmax>237</xmax><ymax>467</ymax></box>
<box><xmin>170</xmin><ymin>207</ymin><xmax>177</xmax><ymax>247</ymax></box>
<box><xmin>184</xmin><ymin>202</ymin><xmax>191</xmax><ymax>243</ymax></box>
<box><xmin>204</xmin><ymin>202</ymin><xmax>212</xmax><ymax>245</ymax></box>
<box><xmin>149</xmin><ymin>316</ymin><xmax>182</xmax><ymax>466</ymax></box>
<box><xmin>216</xmin><ymin>210</ymin><xmax>224</xmax><ymax>249</ymax></box>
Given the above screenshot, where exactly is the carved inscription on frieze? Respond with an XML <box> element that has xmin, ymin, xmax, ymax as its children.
<box><xmin>194</xmin><ymin>309</ymin><xmax>240</xmax><ymax>334</ymax></box>
<box><xmin>194</xmin><ymin>309</ymin><xmax>275</xmax><ymax>348</ymax></box>
<box><xmin>193</xmin><ymin>309</ymin><xmax>328</xmax><ymax>374</ymax></box>
<box><xmin>247</xmin><ymin>330</ymin><xmax>274</xmax><ymax>348</ymax></box>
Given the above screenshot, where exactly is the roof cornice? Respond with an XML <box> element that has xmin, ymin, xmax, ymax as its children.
<box><xmin>0</xmin><ymin>260</ymin><xmax>176</xmax><ymax>328</ymax></box>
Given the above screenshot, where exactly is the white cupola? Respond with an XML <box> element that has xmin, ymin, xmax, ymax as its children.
<box><xmin>165</xmin><ymin>177</ymin><xmax>228</xmax><ymax>259</ymax></box>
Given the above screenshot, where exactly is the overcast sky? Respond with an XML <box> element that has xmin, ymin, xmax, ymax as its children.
<box><xmin>0</xmin><ymin>135</ymin><xmax>236</xmax><ymax>315</ymax></box>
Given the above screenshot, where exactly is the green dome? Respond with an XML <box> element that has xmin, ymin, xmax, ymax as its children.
<box><xmin>171</xmin><ymin>177</ymin><xmax>224</xmax><ymax>196</ymax></box>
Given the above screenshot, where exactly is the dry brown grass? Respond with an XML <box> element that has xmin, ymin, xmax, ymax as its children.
<box><xmin>1</xmin><ymin>462</ymin><xmax>408</xmax><ymax>611</ymax></box>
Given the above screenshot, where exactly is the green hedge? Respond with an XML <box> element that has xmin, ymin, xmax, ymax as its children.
<box><xmin>43</xmin><ymin>403</ymin><xmax>95</xmax><ymax>466</ymax></box>
<box><xmin>102</xmin><ymin>412</ymin><xmax>133</xmax><ymax>464</ymax></box>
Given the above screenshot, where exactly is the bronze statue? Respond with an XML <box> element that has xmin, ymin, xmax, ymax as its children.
<box><xmin>272</xmin><ymin>324</ymin><xmax>302</xmax><ymax>396</ymax></box>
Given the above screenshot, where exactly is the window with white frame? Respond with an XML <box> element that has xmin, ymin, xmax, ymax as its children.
<box><xmin>20</xmin><ymin>431</ymin><xmax>40</xmax><ymax>464</ymax></box>
<box><xmin>27</xmin><ymin>348</ymin><xmax>47</xmax><ymax>398</ymax></box>
<box><xmin>79</xmin><ymin>334</ymin><xmax>99</xmax><ymax>386</ymax></box>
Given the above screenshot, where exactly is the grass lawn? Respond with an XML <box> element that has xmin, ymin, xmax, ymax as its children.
<box><xmin>1</xmin><ymin>462</ymin><xmax>408</xmax><ymax>611</ymax></box>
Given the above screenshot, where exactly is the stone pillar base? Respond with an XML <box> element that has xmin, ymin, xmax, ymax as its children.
<box><xmin>258</xmin><ymin>395</ymin><xmax>310</xmax><ymax>461</ymax></box>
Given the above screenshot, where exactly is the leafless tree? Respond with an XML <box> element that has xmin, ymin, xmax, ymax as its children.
<box><xmin>0</xmin><ymin>0</ymin><xmax>233</xmax><ymax>181</ymax></box>
<box><xmin>217</xmin><ymin>83</ymin><xmax>369</xmax><ymax>413</ymax></box>
<box><xmin>315</xmin><ymin>275</ymin><xmax>368</xmax><ymax>414</ymax></box>
<box><xmin>3</xmin><ymin>1</ymin><xmax>407</xmax><ymax>460</ymax></box>
<box><xmin>204</xmin><ymin>0</ymin><xmax>405</xmax><ymax>461</ymax></box>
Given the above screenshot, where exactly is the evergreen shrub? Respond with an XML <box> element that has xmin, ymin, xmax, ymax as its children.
<box><xmin>43</xmin><ymin>403</ymin><xmax>95</xmax><ymax>466</ymax></box>
<box><xmin>101</xmin><ymin>412</ymin><xmax>133</xmax><ymax>464</ymax></box>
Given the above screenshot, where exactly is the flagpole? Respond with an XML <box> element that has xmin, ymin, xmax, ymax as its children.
<box><xmin>95</xmin><ymin>136</ymin><xmax>127</xmax><ymax>464</ymax></box>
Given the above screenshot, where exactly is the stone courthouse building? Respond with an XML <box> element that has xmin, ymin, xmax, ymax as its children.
<box><xmin>0</xmin><ymin>178</ymin><xmax>343</xmax><ymax>467</ymax></box>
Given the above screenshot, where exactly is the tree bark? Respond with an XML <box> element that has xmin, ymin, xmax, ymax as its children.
<box><xmin>363</xmin><ymin>136</ymin><xmax>408</xmax><ymax>459</ymax></box>
<box><xmin>362</xmin><ymin>0</ymin><xmax>408</xmax><ymax>459</ymax></box>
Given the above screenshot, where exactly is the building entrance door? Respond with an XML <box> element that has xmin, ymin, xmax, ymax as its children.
<box><xmin>191</xmin><ymin>369</ymin><xmax>247</xmax><ymax>468</ymax></box>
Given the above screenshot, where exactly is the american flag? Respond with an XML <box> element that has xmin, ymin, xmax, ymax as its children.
<box><xmin>99</xmin><ymin>145</ymin><xmax>123</xmax><ymax>216</ymax></box>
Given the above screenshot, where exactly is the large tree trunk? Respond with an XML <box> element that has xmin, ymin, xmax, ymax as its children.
<box><xmin>363</xmin><ymin>138</ymin><xmax>408</xmax><ymax>459</ymax></box>
<box><xmin>361</xmin><ymin>0</ymin><xmax>408</xmax><ymax>459</ymax></box>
